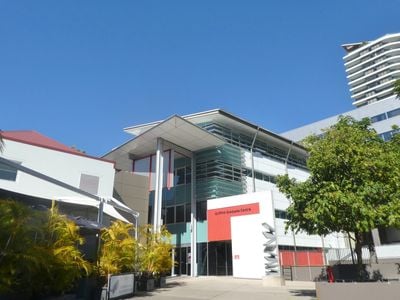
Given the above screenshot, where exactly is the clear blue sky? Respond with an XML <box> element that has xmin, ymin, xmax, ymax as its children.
<box><xmin>1</xmin><ymin>1</ymin><xmax>399</xmax><ymax>156</ymax></box>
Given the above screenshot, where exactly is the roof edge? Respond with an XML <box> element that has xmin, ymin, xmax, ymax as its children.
<box><xmin>1</xmin><ymin>132</ymin><xmax>115</xmax><ymax>165</ymax></box>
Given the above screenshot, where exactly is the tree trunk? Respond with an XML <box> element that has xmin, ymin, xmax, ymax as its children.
<box><xmin>354</xmin><ymin>232</ymin><xmax>366</xmax><ymax>281</ymax></box>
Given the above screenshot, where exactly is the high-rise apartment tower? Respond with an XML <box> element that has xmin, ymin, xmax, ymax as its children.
<box><xmin>343</xmin><ymin>33</ymin><xmax>400</xmax><ymax>107</ymax></box>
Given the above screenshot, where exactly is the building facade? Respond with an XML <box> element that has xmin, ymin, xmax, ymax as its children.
<box><xmin>343</xmin><ymin>33</ymin><xmax>400</xmax><ymax>107</ymax></box>
<box><xmin>282</xmin><ymin>94</ymin><xmax>400</xmax><ymax>142</ymax></box>
<box><xmin>104</xmin><ymin>110</ymin><xmax>346</xmax><ymax>279</ymax></box>
<box><xmin>282</xmin><ymin>33</ymin><xmax>400</xmax><ymax>257</ymax></box>
<box><xmin>284</xmin><ymin>33</ymin><xmax>400</xmax><ymax>142</ymax></box>
<box><xmin>0</xmin><ymin>130</ymin><xmax>135</xmax><ymax>225</ymax></box>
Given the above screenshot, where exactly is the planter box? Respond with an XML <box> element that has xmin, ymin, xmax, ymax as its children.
<box><xmin>155</xmin><ymin>276</ymin><xmax>167</xmax><ymax>288</ymax></box>
<box><xmin>316</xmin><ymin>282</ymin><xmax>400</xmax><ymax>300</ymax></box>
<box><xmin>137</xmin><ymin>278</ymin><xmax>155</xmax><ymax>291</ymax></box>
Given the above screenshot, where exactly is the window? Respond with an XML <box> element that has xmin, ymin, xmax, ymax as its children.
<box><xmin>0</xmin><ymin>161</ymin><xmax>18</xmax><ymax>181</ymax></box>
<box><xmin>196</xmin><ymin>201</ymin><xmax>207</xmax><ymax>221</ymax></box>
<box><xmin>370</xmin><ymin>113</ymin><xmax>387</xmax><ymax>123</ymax></box>
<box><xmin>275</xmin><ymin>209</ymin><xmax>288</xmax><ymax>219</ymax></box>
<box><xmin>387</xmin><ymin>108</ymin><xmax>400</xmax><ymax>118</ymax></box>
<box><xmin>245</xmin><ymin>169</ymin><xmax>277</xmax><ymax>184</ymax></box>
<box><xmin>174</xmin><ymin>166</ymin><xmax>192</xmax><ymax>185</ymax></box>
<box><xmin>175</xmin><ymin>168</ymin><xmax>185</xmax><ymax>185</ymax></box>
<box><xmin>79</xmin><ymin>174</ymin><xmax>99</xmax><ymax>195</ymax></box>
<box><xmin>185</xmin><ymin>167</ymin><xmax>192</xmax><ymax>184</ymax></box>
<box><xmin>164</xmin><ymin>203</ymin><xmax>191</xmax><ymax>224</ymax></box>
<box><xmin>175</xmin><ymin>205</ymin><xmax>185</xmax><ymax>223</ymax></box>
<box><xmin>185</xmin><ymin>204</ymin><xmax>191</xmax><ymax>222</ymax></box>
<box><xmin>166</xmin><ymin>206</ymin><xmax>175</xmax><ymax>224</ymax></box>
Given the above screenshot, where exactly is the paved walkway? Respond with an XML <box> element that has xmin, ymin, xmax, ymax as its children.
<box><xmin>130</xmin><ymin>276</ymin><xmax>317</xmax><ymax>300</ymax></box>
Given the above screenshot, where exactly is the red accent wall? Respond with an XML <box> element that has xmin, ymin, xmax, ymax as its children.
<box><xmin>207</xmin><ymin>203</ymin><xmax>260</xmax><ymax>241</ymax></box>
<box><xmin>280</xmin><ymin>250</ymin><xmax>324</xmax><ymax>266</ymax></box>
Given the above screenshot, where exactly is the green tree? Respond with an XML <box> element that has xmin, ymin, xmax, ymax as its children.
<box><xmin>394</xmin><ymin>79</ymin><xmax>400</xmax><ymax>99</ymax></box>
<box><xmin>276</xmin><ymin>116</ymin><xmax>400</xmax><ymax>274</ymax></box>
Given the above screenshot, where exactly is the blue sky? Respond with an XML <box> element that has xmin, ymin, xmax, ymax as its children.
<box><xmin>1</xmin><ymin>1</ymin><xmax>399</xmax><ymax>156</ymax></box>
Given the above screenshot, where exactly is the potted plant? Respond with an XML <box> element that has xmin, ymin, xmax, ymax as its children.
<box><xmin>96</xmin><ymin>220</ymin><xmax>137</xmax><ymax>297</ymax></box>
<box><xmin>136</xmin><ymin>225</ymin><xmax>173</xmax><ymax>290</ymax></box>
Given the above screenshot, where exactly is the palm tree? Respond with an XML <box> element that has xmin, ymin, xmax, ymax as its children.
<box><xmin>0</xmin><ymin>200</ymin><xmax>48</xmax><ymax>296</ymax></box>
<box><xmin>45</xmin><ymin>208</ymin><xmax>91</xmax><ymax>294</ymax></box>
<box><xmin>97</xmin><ymin>220</ymin><xmax>137</xmax><ymax>279</ymax></box>
<box><xmin>0</xmin><ymin>200</ymin><xmax>90</xmax><ymax>297</ymax></box>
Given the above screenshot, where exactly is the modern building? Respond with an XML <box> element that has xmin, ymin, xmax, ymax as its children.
<box><xmin>343</xmin><ymin>32</ymin><xmax>400</xmax><ymax>107</ymax></box>
<box><xmin>283</xmin><ymin>33</ymin><xmax>400</xmax><ymax>142</ymax></box>
<box><xmin>282</xmin><ymin>33</ymin><xmax>400</xmax><ymax>258</ymax></box>
<box><xmin>104</xmin><ymin>110</ymin><xmax>347</xmax><ymax>279</ymax></box>
<box><xmin>282</xmin><ymin>94</ymin><xmax>400</xmax><ymax>142</ymax></box>
<box><xmin>0</xmin><ymin>130</ymin><xmax>137</xmax><ymax>226</ymax></box>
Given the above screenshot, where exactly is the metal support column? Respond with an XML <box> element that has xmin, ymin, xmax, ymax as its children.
<box><xmin>153</xmin><ymin>138</ymin><xmax>164</xmax><ymax>233</ymax></box>
<box><xmin>250</xmin><ymin>127</ymin><xmax>260</xmax><ymax>193</ymax></box>
<box><xmin>97</xmin><ymin>198</ymin><xmax>104</xmax><ymax>225</ymax></box>
<box><xmin>190</xmin><ymin>155</ymin><xmax>197</xmax><ymax>277</ymax></box>
<box><xmin>134</xmin><ymin>216</ymin><xmax>138</xmax><ymax>240</ymax></box>
<box><xmin>97</xmin><ymin>198</ymin><xmax>104</xmax><ymax>257</ymax></box>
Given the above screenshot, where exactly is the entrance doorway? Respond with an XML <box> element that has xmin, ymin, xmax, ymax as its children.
<box><xmin>174</xmin><ymin>246</ymin><xmax>191</xmax><ymax>275</ymax></box>
<box><xmin>208</xmin><ymin>241</ymin><xmax>232</xmax><ymax>276</ymax></box>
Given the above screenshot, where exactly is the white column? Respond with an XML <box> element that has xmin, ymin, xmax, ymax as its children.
<box><xmin>153</xmin><ymin>138</ymin><xmax>164</xmax><ymax>233</ymax></box>
<box><xmin>190</xmin><ymin>155</ymin><xmax>197</xmax><ymax>277</ymax></box>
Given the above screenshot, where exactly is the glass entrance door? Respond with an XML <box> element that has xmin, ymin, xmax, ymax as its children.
<box><xmin>174</xmin><ymin>246</ymin><xmax>191</xmax><ymax>275</ymax></box>
<box><xmin>208</xmin><ymin>241</ymin><xmax>232</xmax><ymax>276</ymax></box>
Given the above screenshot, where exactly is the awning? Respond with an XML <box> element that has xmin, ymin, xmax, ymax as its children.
<box><xmin>106</xmin><ymin>115</ymin><xmax>226</xmax><ymax>160</ymax></box>
<box><xmin>57</xmin><ymin>196</ymin><xmax>131</xmax><ymax>223</ymax></box>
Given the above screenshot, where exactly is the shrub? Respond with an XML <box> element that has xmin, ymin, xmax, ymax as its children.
<box><xmin>137</xmin><ymin>225</ymin><xmax>173</xmax><ymax>278</ymax></box>
<box><xmin>0</xmin><ymin>200</ymin><xmax>90</xmax><ymax>298</ymax></box>
<box><xmin>97</xmin><ymin>220</ymin><xmax>137</xmax><ymax>280</ymax></box>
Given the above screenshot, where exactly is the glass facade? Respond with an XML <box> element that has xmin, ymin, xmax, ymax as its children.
<box><xmin>146</xmin><ymin>121</ymin><xmax>308</xmax><ymax>276</ymax></box>
<box><xmin>198</xmin><ymin>122</ymin><xmax>307</xmax><ymax>169</ymax></box>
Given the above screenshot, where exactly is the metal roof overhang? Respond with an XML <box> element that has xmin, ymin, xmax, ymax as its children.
<box><xmin>111</xmin><ymin>115</ymin><xmax>226</xmax><ymax>160</ymax></box>
<box><xmin>123</xmin><ymin>109</ymin><xmax>306</xmax><ymax>155</ymax></box>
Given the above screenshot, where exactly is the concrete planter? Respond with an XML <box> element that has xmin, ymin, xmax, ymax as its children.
<box><xmin>137</xmin><ymin>278</ymin><xmax>155</xmax><ymax>291</ymax></box>
<box><xmin>155</xmin><ymin>276</ymin><xmax>167</xmax><ymax>288</ymax></box>
<box><xmin>316</xmin><ymin>282</ymin><xmax>400</xmax><ymax>300</ymax></box>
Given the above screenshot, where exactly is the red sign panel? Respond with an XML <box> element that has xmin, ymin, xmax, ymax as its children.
<box><xmin>207</xmin><ymin>203</ymin><xmax>260</xmax><ymax>241</ymax></box>
<box><xmin>280</xmin><ymin>250</ymin><xmax>324</xmax><ymax>266</ymax></box>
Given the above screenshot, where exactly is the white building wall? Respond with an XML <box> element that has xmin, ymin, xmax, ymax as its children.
<box><xmin>282</xmin><ymin>95</ymin><xmax>400</xmax><ymax>142</ymax></box>
<box><xmin>0</xmin><ymin>139</ymin><xmax>115</xmax><ymax>199</ymax></box>
<box><xmin>242</xmin><ymin>149</ymin><xmax>347</xmax><ymax>249</ymax></box>
<box><xmin>209</xmin><ymin>191</ymin><xmax>277</xmax><ymax>279</ymax></box>
<box><xmin>243</xmin><ymin>151</ymin><xmax>309</xmax><ymax>181</ymax></box>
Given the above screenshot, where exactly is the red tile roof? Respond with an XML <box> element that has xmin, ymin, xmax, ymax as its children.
<box><xmin>1</xmin><ymin>130</ymin><xmax>83</xmax><ymax>154</ymax></box>
<box><xmin>0</xmin><ymin>130</ymin><xmax>114</xmax><ymax>164</ymax></box>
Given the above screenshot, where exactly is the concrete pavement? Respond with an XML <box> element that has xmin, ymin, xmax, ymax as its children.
<box><xmin>130</xmin><ymin>276</ymin><xmax>316</xmax><ymax>300</ymax></box>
